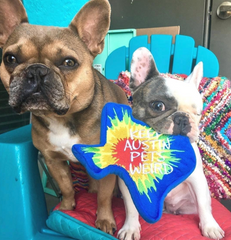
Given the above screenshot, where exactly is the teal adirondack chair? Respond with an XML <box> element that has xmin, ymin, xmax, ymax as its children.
<box><xmin>105</xmin><ymin>34</ymin><xmax>219</xmax><ymax>79</ymax></box>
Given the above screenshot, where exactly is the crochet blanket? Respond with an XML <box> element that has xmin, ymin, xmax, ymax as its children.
<box><xmin>198</xmin><ymin>76</ymin><xmax>231</xmax><ymax>199</ymax></box>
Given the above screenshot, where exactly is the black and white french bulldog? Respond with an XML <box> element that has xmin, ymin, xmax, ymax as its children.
<box><xmin>117</xmin><ymin>47</ymin><xmax>224</xmax><ymax>240</ymax></box>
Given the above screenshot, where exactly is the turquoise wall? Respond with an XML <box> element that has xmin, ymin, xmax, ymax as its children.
<box><xmin>23</xmin><ymin>0</ymin><xmax>89</xmax><ymax>27</ymax></box>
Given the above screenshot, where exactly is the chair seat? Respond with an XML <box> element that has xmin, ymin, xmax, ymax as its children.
<box><xmin>47</xmin><ymin>191</ymin><xmax>231</xmax><ymax>240</ymax></box>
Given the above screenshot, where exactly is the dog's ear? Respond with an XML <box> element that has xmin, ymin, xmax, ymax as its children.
<box><xmin>184</xmin><ymin>62</ymin><xmax>203</xmax><ymax>89</ymax></box>
<box><xmin>130</xmin><ymin>47</ymin><xmax>159</xmax><ymax>92</ymax></box>
<box><xmin>0</xmin><ymin>0</ymin><xmax>28</xmax><ymax>47</ymax></box>
<box><xmin>69</xmin><ymin>0</ymin><xmax>110</xmax><ymax>58</ymax></box>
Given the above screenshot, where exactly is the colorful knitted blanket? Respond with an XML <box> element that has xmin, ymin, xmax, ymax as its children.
<box><xmin>70</xmin><ymin>161</ymin><xmax>89</xmax><ymax>192</ymax></box>
<box><xmin>198</xmin><ymin>76</ymin><xmax>231</xmax><ymax>199</ymax></box>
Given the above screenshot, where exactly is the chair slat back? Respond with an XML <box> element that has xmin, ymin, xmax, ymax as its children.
<box><xmin>105</xmin><ymin>34</ymin><xmax>219</xmax><ymax>79</ymax></box>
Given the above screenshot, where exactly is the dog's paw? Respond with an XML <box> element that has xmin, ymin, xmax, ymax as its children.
<box><xmin>117</xmin><ymin>222</ymin><xmax>141</xmax><ymax>240</ymax></box>
<box><xmin>200</xmin><ymin>221</ymin><xmax>225</xmax><ymax>239</ymax></box>
<box><xmin>95</xmin><ymin>218</ymin><xmax>117</xmax><ymax>235</ymax></box>
<box><xmin>58</xmin><ymin>198</ymin><xmax>76</xmax><ymax>210</ymax></box>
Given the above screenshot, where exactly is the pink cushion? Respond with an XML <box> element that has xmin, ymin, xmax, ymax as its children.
<box><xmin>53</xmin><ymin>191</ymin><xmax>231</xmax><ymax>239</ymax></box>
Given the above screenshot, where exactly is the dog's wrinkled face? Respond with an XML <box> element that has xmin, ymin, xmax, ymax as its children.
<box><xmin>0</xmin><ymin>0</ymin><xmax>110</xmax><ymax>116</ymax></box>
<box><xmin>1</xmin><ymin>25</ymin><xmax>91</xmax><ymax>115</ymax></box>
<box><xmin>130</xmin><ymin>47</ymin><xmax>203</xmax><ymax>142</ymax></box>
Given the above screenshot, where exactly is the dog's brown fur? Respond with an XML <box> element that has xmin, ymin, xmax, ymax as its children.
<box><xmin>0</xmin><ymin>0</ymin><xmax>128</xmax><ymax>234</ymax></box>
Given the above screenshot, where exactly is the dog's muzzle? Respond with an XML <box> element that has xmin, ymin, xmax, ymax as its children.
<box><xmin>24</xmin><ymin>64</ymin><xmax>50</xmax><ymax>96</ymax></box>
<box><xmin>9</xmin><ymin>63</ymin><xmax>69</xmax><ymax>115</ymax></box>
<box><xmin>172</xmin><ymin>112</ymin><xmax>191</xmax><ymax>136</ymax></box>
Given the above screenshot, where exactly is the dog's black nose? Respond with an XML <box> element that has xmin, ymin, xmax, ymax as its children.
<box><xmin>25</xmin><ymin>64</ymin><xmax>50</xmax><ymax>94</ymax></box>
<box><xmin>172</xmin><ymin>113</ymin><xmax>191</xmax><ymax>136</ymax></box>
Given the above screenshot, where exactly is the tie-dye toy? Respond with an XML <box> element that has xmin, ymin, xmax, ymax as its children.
<box><xmin>72</xmin><ymin>103</ymin><xmax>196</xmax><ymax>223</ymax></box>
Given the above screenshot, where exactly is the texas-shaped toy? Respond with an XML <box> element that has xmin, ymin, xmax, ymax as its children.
<box><xmin>72</xmin><ymin>102</ymin><xmax>196</xmax><ymax>223</ymax></box>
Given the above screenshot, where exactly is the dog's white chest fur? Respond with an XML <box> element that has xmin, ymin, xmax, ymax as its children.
<box><xmin>48</xmin><ymin>119</ymin><xmax>79</xmax><ymax>162</ymax></box>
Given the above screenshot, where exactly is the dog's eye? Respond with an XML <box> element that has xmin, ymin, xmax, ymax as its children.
<box><xmin>62</xmin><ymin>58</ymin><xmax>76</xmax><ymax>67</ymax></box>
<box><xmin>150</xmin><ymin>101</ymin><xmax>165</xmax><ymax>112</ymax></box>
<box><xmin>4</xmin><ymin>54</ymin><xmax>17</xmax><ymax>65</ymax></box>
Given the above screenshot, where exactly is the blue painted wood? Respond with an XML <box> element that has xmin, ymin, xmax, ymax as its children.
<box><xmin>172</xmin><ymin>35</ymin><xmax>195</xmax><ymax>75</ymax></box>
<box><xmin>0</xmin><ymin>125</ymin><xmax>43</xmax><ymax>239</ymax></box>
<box><xmin>105</xmin><ymin>34</ymin><xmax>219</xmax><ymax>79</ymax></box>
<box><xmin>0</xmin><ymin>125</ymin><xmax>71</xmax><ymax>240</ymax></box>
<box><xmin>196</xmin><ymin>46</ymin><xmax>219</xmax><ymax>77</ymax></box>
<box><xmin>105</xmin><ymin>46</ymin><xmax>127</xmax><ymax>80</ymax></box>
<box><xmin>150</xmin><ymin>35</ymin><xmax>172</xmax><ymax>73</ymax></box>
<box><xmin>23</xmin><ymin>0</ymin><xmax>88</xmax><ymax>27</ymax></box>
<box><xmin>93</xmin><ymin>29</ymin><xmax>136</xmax><ymax>76</ymax></box>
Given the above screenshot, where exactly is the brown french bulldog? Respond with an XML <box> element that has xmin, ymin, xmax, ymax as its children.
<box><xmin>0</xmin><ymin>0</ymin><xmax>128</xmax><ymax>235</ymax></box>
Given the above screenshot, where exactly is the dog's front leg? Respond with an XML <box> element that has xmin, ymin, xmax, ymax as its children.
<box><xmin>95</xmin><ymin>174</ymin><xmax>117</xmax><ymax>235</ymax></box>
<box><xmin>45</xmin><ymin>158</ymin><xmax>75</xmax><ymax>210</ymax></box>
<box><xmin>187</xmin><ymin>143</ymin><xmax>224</xmax><ymax>239</ymax></box>
<box><xmin>118</xmin><ymin>177</ymin><xmax>141</xmax><ymax>240</ymax></box>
